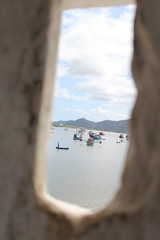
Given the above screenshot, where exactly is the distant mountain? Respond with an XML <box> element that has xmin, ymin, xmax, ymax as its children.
<box><xmin>54</xmin><ymin>118</ymin><xmax>129</xmax><ymax>133</ymax></box>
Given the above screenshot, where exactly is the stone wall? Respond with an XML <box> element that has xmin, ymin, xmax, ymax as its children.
<box><xmin>1</xmin><ymin>0</ymin><xmax>160</xmax><ymax>239</ymax></box>
<box><xmin>62</xmin><ymin>0</ymin><xmax>134</xmax><ymax>10</ymax></box>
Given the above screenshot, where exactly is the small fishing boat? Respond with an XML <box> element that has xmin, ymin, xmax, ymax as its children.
<box><xmin>89</xmin><ymin>131</ymin><xmax>96</xmax><ymax>137</ymax></box>
<box><xmin>126</xmin><ymin>134</ymin><xmax>129</xmax><ymax>141</ymax></box>
<box><xmin>87</xmin><ymin>138</ymin><xmax>94</xmax><ymax>146</ymax></box>
<box><xmin>93</xmin><ymin>135</ymin><xmax>101</xmax><ymax>140</ymax></box>
<box><xmin>119</xmin><ymin>134</ymin><xmax>124</xmax><ymax>139</ymax></box>
<box><xmin>56</xmin><ymin>146</ymin><xmax>69</xmax><ymax>150</ymax></box>
<box><xmin>99</xmin><ymin>132</ymin><xmax>105</xmax><ymax>136</ymax></box>
<box><xmin>56</xmin><ymin>142</ymin><xmax>69</xmax><ymax>150</ymax></box>
<box><xmin>78</xmin><ymin>127</ymin><xmax>85</xmax><ymax>135</ymax></box>
<box><xmin>73</xmin><ymin>133</ymin><xmax>82</xmax><ymax>140</ymax></box>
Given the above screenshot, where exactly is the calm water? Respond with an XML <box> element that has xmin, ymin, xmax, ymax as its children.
<box><xmin>47</xmin><ymin>127</ymin><xmax>128</xmax><ymax>211</ymax></box>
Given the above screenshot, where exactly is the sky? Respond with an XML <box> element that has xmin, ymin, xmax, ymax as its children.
<box><xmin>51</xmin><ymin>5</ymin><xmax>137</xmax><ymax>122</ymax></box>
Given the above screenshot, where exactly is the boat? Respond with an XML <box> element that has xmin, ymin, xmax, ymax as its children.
<box><xmin>126</xmin><ymin>134</ymin><xmax>129</xmax><ymax>141</ymax></box>
<box><xmin>56</xmin><ymin>142</ymin><xmax>69</xmax><ymax>150</ymax></box>
<box><xmin>119</xmin><ymin>134</ymin><xmax>124</xmax><ymax>139</ymax></box>
<box><xmin>87</xmin><ymin>141</ymin><xmax>94</xmax><ymax>146</ymax></box>
<box><xmin>99</xmin><ymin>132</ymin><xmax>105</xmax><ymax>136</ymax></box>
<box><xmin>87</xmin><ymin>138</ymin><xmax>94</xmax><ymax>146</ymax></box>
<box><xmin>56</xmin><ymin>146</ymin><xmax>69</xmax><ymax>150</ymax></box>
<box><xmin>78</xmin><ymin>127</ymin><xmax>85</xmax><ymax>135</ymax></box>
<box><xmin>73</xmin><ymin>133</ymin><xmax>82</xmax><ymax>140</ymax></box>
<box><xmin>89</xmin><ymin>131</ymin><xmax>96</xmax><ymax>137</ymax></box>
<box><xmin>93</xmin><ymin>135</ymin><xmax>101</xmax><ymax>140</ymax></box>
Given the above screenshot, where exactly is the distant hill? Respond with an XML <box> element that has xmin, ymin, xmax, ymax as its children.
<box><xmin>54</xmin><ymin>118</ymin><xmax>129</xmax><ymax>133</ymax></box>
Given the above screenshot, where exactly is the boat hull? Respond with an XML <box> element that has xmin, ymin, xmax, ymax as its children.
<box><xmin>99</xmin><ymin>132</ymin><xmax>105</xmax><ymax>135</ymax></box>
<box><xmin>93</xmin><ymin>136</ymin><xmax>101</xmax><ymax>140</ymax></box>
<box><xmin>119</xmin><ymin>134</ymin><xmax>124</xmax><ymax>139</ymax></box>
<box><xmin>87</xmin><ymin>142</ymin><xmax>94</xmax><ymax>146</ymax></box>
<box><xmin>73</xmin><ymin>137</ymin><xmax>82</xmax><ymax>140</ymax></box>
<box><xmin>73</xmin><ymin>133</ymin><xmax>82</xmax><ymax>140</ymax></box>
<box><xmin>56</xmin><ymin>147</ymin><xmax>69</xmax><ymax>150</ymax></box>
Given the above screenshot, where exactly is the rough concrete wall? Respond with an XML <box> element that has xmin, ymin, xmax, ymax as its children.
<box><xmin>75</xmin><ymin>0</ymin><xmax>160</xmax><ymax>237</ymax></box>
<box><xmin>0</xmin><ymin>0</ymin><xmax>73</xmax><ymax>240</ymax></box>
<box><xmin>1</xmin><ymin>0</ymin><xmax>160</xmax><ymax>240</ymax></box>
<box><xmin>62</xmin><ymin>0</ymin><xmax>134</xmax><ymax>10</ymax></box>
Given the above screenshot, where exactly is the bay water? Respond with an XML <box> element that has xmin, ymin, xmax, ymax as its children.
<box><xmin>47</xmin><ymin>127</ymin><xmax>128</xmax><ymax>211</ymax></box>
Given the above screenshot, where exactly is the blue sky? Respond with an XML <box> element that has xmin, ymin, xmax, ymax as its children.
<box><xmin>51</xmin><ymin>5</ymin><xmax>137</xmax><ymax>122</ymax></box>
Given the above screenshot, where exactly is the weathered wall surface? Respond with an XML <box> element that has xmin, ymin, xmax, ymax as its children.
<box><xmin>1</xmin><ymin>0</ymin><xmax>160</xmax><ymax>239</ymax></box>
<box><xmin>0</xmin><ymin>0</ymin><xmax>72</xmax><ymax>240</ymax></box>
<box><xmin>62</xmin><ymin>0</ymin><xmax>134</xmax><ymax>10</ymax></box>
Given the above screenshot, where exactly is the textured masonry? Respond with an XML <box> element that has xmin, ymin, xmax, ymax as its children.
<box><xmin>1</xmin><ymin>0</ymin><xmax>160</xmax><ymax>239</ymax></box>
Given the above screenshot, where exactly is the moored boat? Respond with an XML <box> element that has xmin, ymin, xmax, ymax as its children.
<box><xmin>119</xmin><ymin>134</ymin><xmax>124</xmax><ymax>139</ymax></box>
<box><xmin>56</xmin><ymin>142</ymin><xmax>69</xmax><ymax>150</ymax></box>
<box><xmin>78</xmin><ymin>127</ymin><xmax>85</xmax><ymax>135</ymax></box>
<box><xmin>73</xmin><ymin>133</ymin><xmax>82</xmax><ymax>140</ymax></box>
<box><xmin>126</xmin><ymin>134</ymin><xmax>129</xmax><ymax>141</ymax></box>
<box><xmin>99</xmin><ymin>132</ymin><xmax>105</xmax><ymax>136</ymax></box>
<box><xmin>93</xmin><ymin>135</ymin><xmax>101</xmax><ymax>140</ymax></box>
<box><xmin>56</xmin><ymin>146</ymin><xmax>69</xmax><ymax>150</ymax></box>
<box><xmin>87</xmin><ymin>138</ymin><xmax>94</xmax><ymax>146</ymax></box>
<box><xmin>89</xmin><ymin>131</ymin><xmax>96</xmax><ymax>137</ymax></box>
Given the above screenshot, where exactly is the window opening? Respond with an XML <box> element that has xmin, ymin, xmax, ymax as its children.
<box><xmin>47</xmin><ymin>5</ymin><xmax>136</xmax><ymax>212</ymax></box>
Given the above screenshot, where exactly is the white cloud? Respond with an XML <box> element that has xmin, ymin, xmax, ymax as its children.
<box><xmin>54</xmin><ymin>84</ymin><xmax>70</xmax><ymax>99</ymax></box>
<box><xmin>64</xmin><ymin>107</ymin><xmax>86</xmax><ymax>114</ymax></box>
<box><xmin>56</xmin><ymin>63</ymin><xmax>68</xmax><ymax>78</ymax></box>
<box><xmin>55</xmin><ymin>83</ymin><xmax>89</xmax><ymax>102</ymax></box>
<box><xmin>54</xmin><ymin>6</ymin><xmax>137</xmax><ymax>120</ymax></box>
<box><xmin>90</xmin><ymin>107</ymin><xmax>130</xmax><ymax>121</ymax></box>
<box><xmin>58</xmin><ymin>6</ymin><xmax>136</xmax><ymax>79</ymax></box>
<box><xmin>75</xmin><ymin>75</ymin><xmax>137</xmax><ymax>108</ymax></box>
